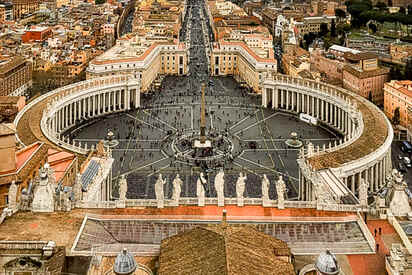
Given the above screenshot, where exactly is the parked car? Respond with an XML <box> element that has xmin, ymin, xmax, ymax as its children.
<box><xmin>399</xmin><ymin>162</ymin><xmax>407</xmax><ymax>173</ymax></box>
<box><xmin>404</xmin><ymin>157</ymin><xmax>412</xmax><ymax>168</ymax></box>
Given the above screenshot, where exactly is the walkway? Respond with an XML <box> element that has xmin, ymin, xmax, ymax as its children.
<box><xmin>347</xmin><ymin>219</ymin><xmax>398</xmax><ymax>275</ymax></box>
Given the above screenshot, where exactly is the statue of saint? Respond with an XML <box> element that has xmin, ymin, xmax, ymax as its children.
<box><xmin>197</xmin><ymin>173</ymin><xmax>206</xmax><ymax>206</ymax></box>
<box><xmin>214</xmin><ymin>169</ymin><xmax>225</xmax><ymax>206</ymax></box>
<box><xmin>8</xmin><ymin>181</ymin><xmax>18</xmax><ymax>210</ymax></box>
<box><xmin>276</xmin><ymin>176</ymin><xmax>286</xmax><ymax>209</ymax></box>
<box><xmin>119</xmin><ymin>175</ymin><xmax>127</xmax><ymax>201</ymax></box>
<box><xmin>155</xmin><ymin>174</ymin><xmax>165</xmax><ymax>205</ymax></box>
<box><xmin>262</xmin><ymin>174</ymin><xmax>270</xmax><ymax>201</ymax></box>
<box><xmin>236</xmin><ymin>172</ymin><xmax>247</xmax><ymax>199</ymax></box>
<box><xmin>172</xmin><ymin>174</ymin><xmax>183</xmax><ymax>204</ymax></box>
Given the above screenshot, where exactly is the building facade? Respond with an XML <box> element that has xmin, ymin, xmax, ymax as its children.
<box><xmin>11</xmin><ymin>0</ymin><xmax>39</xmax><ymax>20</ymax></box>
<box><xmin>384</xmin><ymin>80</ymin><xmax>412</xmax><ymax>141</ymax></box>
<box><xmin>342</xmin><ymin>52</ymin><xmax>390</xmax><ymax>105</ymax></box>
<box><xmin>87</xmin><ymin>40</ymin><xmax>188</xmax><ymax>93</ymax></box>
<box><xmin>0</xmin><ymin>56</ymin><xmax>32</xmax><ymax>97</ymax></box>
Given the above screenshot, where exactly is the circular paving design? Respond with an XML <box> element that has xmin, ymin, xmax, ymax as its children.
<box><xmin>66</xmin><ymin>76</ymin><xmax>339</xmax><ymax>200</ymax></box>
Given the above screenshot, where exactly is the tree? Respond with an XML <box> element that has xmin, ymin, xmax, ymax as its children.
<box><xmin>369</xmin><ymin>22</ymin><xmax>378</xmax><ymax>33</ymax></box>
<box><xmin>406</xmin><ymin>58</ymin><xmax>412</xmax><ymax>80</ymax></box>
<box><xmin>331</xmin><ymin>19</ymin><xmax>337</xmax><ymax>37</ymax></box>
<box><xmin>375</xmin><ymin>2</ymin><xmax>387</xmax><ymax>10</ymax></box>
<box><xmin>393</xmin><ymin>107</ymin><xmax>400</xmax><ymax>126</ymax></box>
<box><xmin>335</xmin><ymin>8</ymin><xmax>346</xmax><ymax>21</ymax></box>
<box><xmin>303</xmin><ymin>32</ymin><xmax>316</xmax><ymax>50</ymax></box>
<box><xmin>319</xmin><ymin>23</ymin><xmax>328</xmax><ymax>36</ymax></box>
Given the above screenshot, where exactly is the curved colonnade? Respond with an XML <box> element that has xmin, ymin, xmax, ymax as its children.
<box><xmin>262</xmin><ymin>74</ymin><xmax>393</xmax><ymax>201</ymax></box>
<box><xmin>15</xmin><ymin>73</ymin><xmax>393</xmax><ymax>206</ymax></box>
<box><xmin>15</xmin><ymin>75</ymin><xmax>140</xmax><ymax>154</ymax></box>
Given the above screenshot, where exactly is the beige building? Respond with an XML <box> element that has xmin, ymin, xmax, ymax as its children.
<box><xmin>384</xmin><ymin>80</ymin><xmax>412</xmax><ymax>141</ymax></box>
<box><xmin>87</xmin><ymin>39</ymin><xmax>188</xmax><ymax>93</ymax></box>
<box><xmin>210</xmin><ymin>41</ymin><xmax>277</xmax><ymax>93</ymax></box>
<box><xmin>295</xmin><ymin>16</ymin><xmax>335</xmax><ymax>35</ymax></box>
<box><xmin>342</xmin><ymin>52</ymin><xmax>390</xmax><ymax>105</ymax></box>
<box><xmin>0</xmin><ymin>56</ymin><xmax>32</xmax><ymax>97</ymax></box>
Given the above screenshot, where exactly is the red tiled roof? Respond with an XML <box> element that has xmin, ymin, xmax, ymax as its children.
<box><xmin>15</xmin><ymin>142</ymin><xmax>42</xmax><ymax>172</ymax></box>
<box><xmin>47</xmin><ymin>148</ymin><xmax>76</xmax><ymax>184</ymax></box>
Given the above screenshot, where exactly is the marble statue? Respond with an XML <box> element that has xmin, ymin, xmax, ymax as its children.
<box><xmin>197</xmin><ymin>173</ymin><xmax>206</xmax><ymax>206</ymax></box>
<box><xmin>262</xmin><ymin>174</ymin><xmax>270</xmax><ymax>207</ymax></box>
<box><xmin>32</xmin><ymin>165</ymin><xmax>55</xmax><ymax>213</ymax></box>
<box><xmin>119</xmin><ymin>175</ymin><xmax>127</xmax><ymax>201</ymax></box>
<box><xmin>8</xmin><ymin>181</ymin><xmax>18</xmax><ymax>211</ymax></box>
<box><xmin>155</xmin><ymin>174</ymin><xmax>166</xmax><ymax>208</ymax></box>
<box><xmin>214</xmin><ymin>169</ymin><xmax>225</xmax><ymax>206</ymax></box>
<box><xmin>358</xmin><ymin>178</ymin><xmax>368</xmax><ymax>207</ymax></box>
<box><xmin>171</xmin><ymin>174</ymin><xmax>183</xmax><ymax>206</ymax></box>
<box><xmin>276</xmin><ymin>176</ymin><xmax>286</xmax><ymax>209</ymax></box>
<box><xmin>236</xmin><ymin>172</ymin><xmax>247</xmax><ymax>206</ymax></box>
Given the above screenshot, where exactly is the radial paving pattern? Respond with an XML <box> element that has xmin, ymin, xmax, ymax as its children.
<box><xmin>68</xmin><ymin>76</ymin><xmax>338</xmax><ymax>201</ymax></box>
<box><xmin>65</xmin><ymin>0</ymin><xmax>338</xmax><ymax>201</ymax></box>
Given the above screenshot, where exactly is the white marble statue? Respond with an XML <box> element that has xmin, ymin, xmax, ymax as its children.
<box><xmin>358</xmin><ymin>178</ymin><xmax>368</xmax><ymax>207</ymax></box>
<box><xmin>262</xmin><ymin>174</ymin><xmax>270</xmax><ymax>207</ymax></box>
<box><xmin>197</xmin><ymin>173</ymin><xmax>206</xmax><ymax>206</ymax></box>
<box><xmin>214</xmin><ymin>169</ymin><xmax>225</xmax><ymax>206</ymax></box>
<box><xmin>119</xmin><ymin>175</ymin><xmax>127</xmax><ymax>201</ymax></box>
<box><xmin>8</xmin><ymin>181</ymin><xmax>18</xmax><ymax>211</ymax></box>
<box><xmin>276</xmin><ymin>176</ymin><xmax>286</xmax><ymax>209</ymax></box>
<box><xmin>236</xmin><ymin>172</ymin><xmax>247</xmax><ymax>206</ymax></box>
<box><xmin>155</xmin><ymin>174</ymin><xmax>166</xmax><ymax>208</ymax></box>
<box><xmin>32</xmin><ymin>165</ymin><xmax>55</xmax><ymax>213</ymax></box>
<box><xmin>171</xmin><ymin>174</ymin><xmax>183</xmax><ymax>206</ymax></box>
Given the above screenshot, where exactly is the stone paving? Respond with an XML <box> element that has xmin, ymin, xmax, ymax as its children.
<box><xmin>65</xmin><ymin>0</ymin><xmax>339</xmax><ymax>202</ymax></box>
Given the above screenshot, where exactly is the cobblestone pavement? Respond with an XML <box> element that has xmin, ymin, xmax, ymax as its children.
<box><xmin>67</xmin><ymin>75</ymin><xmax>338</xmax><ymax>201</ymax></box>
<box><xmin>65</xmin><ymin>0</ymin><xmax>338</xmax><ymax>201</ymax></box>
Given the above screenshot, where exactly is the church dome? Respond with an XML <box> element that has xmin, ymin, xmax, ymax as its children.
<box><xmin>114</xmin><ymin>248</ymin><xmax>137</xmax><ymax>275</ymax></box>
<box><xmin>315</xmin><ymin>250</ymin><xmax>340</xmax><ymax>275</ymax></box>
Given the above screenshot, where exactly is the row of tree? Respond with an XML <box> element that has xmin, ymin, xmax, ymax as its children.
<box><xmin>345</xmin><ymin>0</ymin><xmax>412</xmax><ymax>29</ymax></box>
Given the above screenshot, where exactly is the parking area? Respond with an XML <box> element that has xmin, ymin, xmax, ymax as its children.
<box><xmin>391</xmin><ymin>140</ymin><xmax>412</xmax><ymax>187</ymax></box>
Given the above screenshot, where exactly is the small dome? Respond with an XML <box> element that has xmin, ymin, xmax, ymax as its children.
<box><xmin>315</xmin><ymin>250</ymin><xmax>340</xmax><ymax>275</ymax></box>
<box><xmin>114</xmin><ymin>248</ymin><xmax>137</xmax><ymax>275</ymax></box>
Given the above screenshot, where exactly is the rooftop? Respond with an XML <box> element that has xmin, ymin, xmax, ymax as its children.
<box><xmin>159</xmin><ymin>223</ymin><xmax>295</xmax><ymax>275</ymax></box>
<box><xmin>308</xmin><ymin>85</ymin><xmax>389</xmax><ymax>170</ymax></box>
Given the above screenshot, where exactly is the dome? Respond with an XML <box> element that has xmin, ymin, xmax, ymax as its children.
<box><xmin>114</xmin><ymin>248</ymin><xmax>137</xmax><ymax>275</ymax></box>
<box><xmin>315</xmin><ymin>250</ymin><xmax>340</xmax><ymax>275</ymax></box>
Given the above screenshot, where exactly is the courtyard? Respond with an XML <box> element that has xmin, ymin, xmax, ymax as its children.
<box><xmin>67</xmin><ymin>75</ymin><xmax>339</xmax><ymax>201</ymax></box>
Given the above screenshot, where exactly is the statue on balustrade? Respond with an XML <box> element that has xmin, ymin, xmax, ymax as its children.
<box><xmin>276</xmin><ymin>176</ymin><xmax>286</xmax><ymax>209</ymax></box>
<box><xmin>214</xmin><ymin>169</ymin><xmax>225</xmax><ymax>206</ymax></box>
<box><xmin>262</xmin><ymin>174</ymin><xmax>270</xmax><ymax>207</ymax></box>
<box><xmin>8</xmin><ymin>181</ymin><xmax>18</xmax><ymax>211</ymax></box>
<box><xmin>197</xmin><ymin>173</ymin><xmax>206</xmax><ymax>206</ymax></box>
<box><xmin>155</xmin><ymin>174</ymin><xmax>166</xmax><ymax>208</ymax></box>
<box><xmin>171</xmin><ymin>174</ymin><xmax>183</xmax><ymax>206</ymax></box>
<box><xmin>358</xmin><ymin>178</ymin><xmax>368</xmax><ymax>207</ymax></box>
<box><xmin>236</xmin><ymin>172</ymin><xmax>247</xmax><ymax>206</ymax></box>
<box><xmin>119</xmin><ymin>175</ymin><xmax>128</xmax><ymax>201</ymax></box>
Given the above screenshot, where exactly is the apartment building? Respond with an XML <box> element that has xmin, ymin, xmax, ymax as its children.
<box><xmin>0</xmin><ymin>56</ymin><xmax>32</xmax><ymax>96</ymax></box>
<box><xmin>343</xmin><ymin>52</ymin><xmax>390</xmax><ymax>105</ymax></box>
<box><xmin>384</xmin><ymin>80</ymin><xmax>412</xmax><ymax>141</ymax></box>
